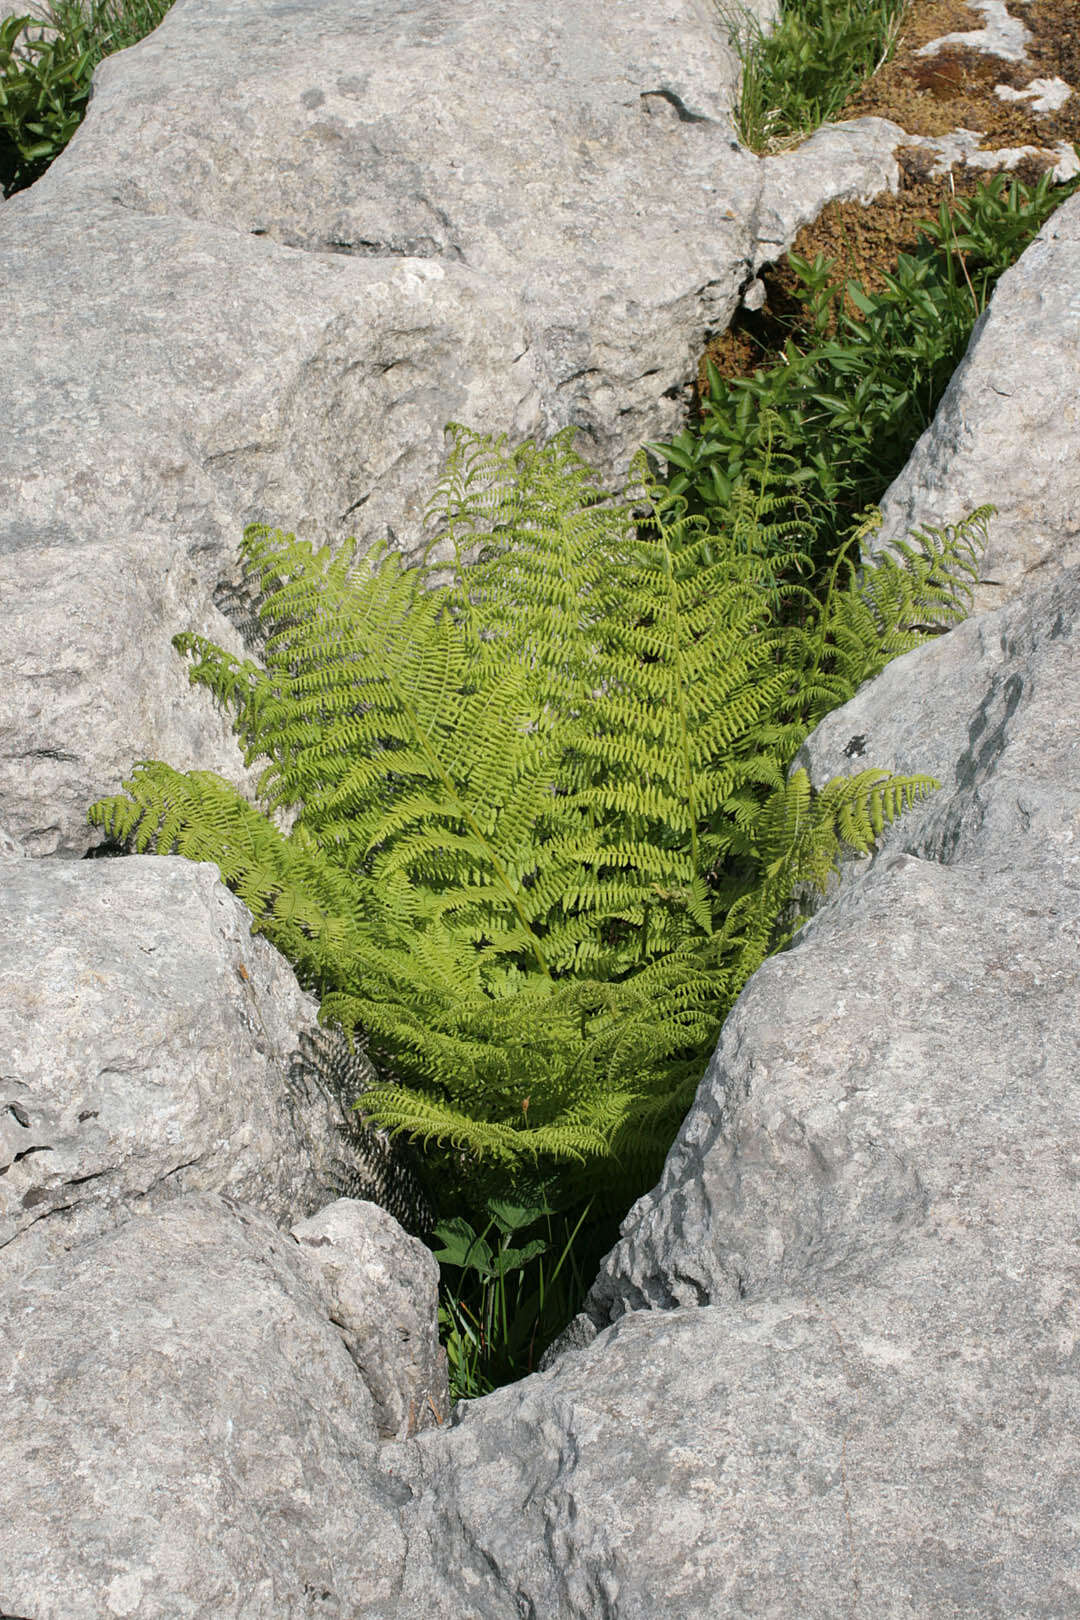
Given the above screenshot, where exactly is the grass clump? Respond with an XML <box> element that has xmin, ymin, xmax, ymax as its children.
<box><xmin>0</xmin><ymin>0</ymin><xmax>172</xmax><ymax>196</ymax></box>
<box><xmin>719</xmin><ymin>0</ymin><xmax>907</xmax><ymax>154</ymax></box>
<box><xmin>433</xmin><ymin>1192</ymin><xmax>612</xmax><ymax>1398</ymax></box>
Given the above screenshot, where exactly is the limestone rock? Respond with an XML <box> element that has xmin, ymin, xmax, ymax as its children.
<box><xmin>0</xmin><ymin>1194</ymin><xmax>412</xmax><ymax>1619</ymax></box>
<box><xmin>754</xmin><ymin>115</ymin><xmax>904</xmax><ymax>263</ymax></box>
<box><xmin>292</xmin><ymin>1198</ymin><xmax>450</xmax><ymax>1439</ymax></box>
<box><xmin>0</xmin><ymin>195</ymin><xmax>540</xmax><ymax>855</ymax></box>
<box><xmin>58</xmin><ymin>0</ymin><xmax>767</xmax><ymax>475</ymax></box>
<box><xmin>871</xmin><ymin>188</ymin><xmax>1080</xmax><ymax>614</ymax></box>
<box><xmin>5</xmin><ymin>2</ymin><xmax>1080</xmax><ymax>1611</ymax></box>
<box><xmin>0</xmin><ymin>0</ymin><xmax>912</xmax><ymax>857</ymax></box>
<box><xmin>587</xmin><ymin>564</ymin><xmax>1079</xmax><ymax>1321</ymax></box>
<box><xmin>0</xmin><ymin>854</ymin><xmax>346</xmax><ymax>1276</ymax></box>
<box><xmin>791</xmin><ymin>561</ymin><xmax>1080</xmax><ymax>883</ymax></box>
<box><xmin>0</xmin><ymin>820</ymin><xmax>25</xmax><ymax>858</ymax></box>
<box><xmin>392</xmin><ymin>1181</ymin><xmax>1080</xmax><ymax>1617</ymax></box>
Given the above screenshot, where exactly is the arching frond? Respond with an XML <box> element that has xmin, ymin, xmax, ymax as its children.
<box><xmin>88</xmin><ymin>424</ymin><xmax>990</xmax><ymax>1206</ymax></box>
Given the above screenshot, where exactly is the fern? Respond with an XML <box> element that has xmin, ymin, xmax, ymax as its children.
<box><xmin>89</xmin><ymin>422</ymin><xmax>990</xmax><ymax>1211</ymax></box>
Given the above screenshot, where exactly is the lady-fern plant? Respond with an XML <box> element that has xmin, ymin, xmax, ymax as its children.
<box><xmin>89</xmin><ymin>422</ymin><xmax>990</xmax><ymax>1212</ymax></box>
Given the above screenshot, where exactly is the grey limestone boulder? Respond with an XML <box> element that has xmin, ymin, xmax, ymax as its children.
<box><xmin>586</xmin><ymin>564</ymin><xmax>1079</xmax><ymax>1324</ymax></box>
<box><xmin>0</xmin><ymin>194</ymin><xmax>540</xmax><ymax>855</ymax></box>
<box><xmin>292</xmin><ymin>1197</ymin><xmax>450</xmax><ymax>1440</ymax></box>
<box><xmin>0</xmin><ymin>0</ymin><xmax>916</xmax><ymax>857</ymax></box>
<box><xmin>0</xmin><ymin>1193</ymin><xmax>414</xmax><ymax>1619</ymax></box>
<box><xmin>0</xmin><ymin>852</ymin><xmax>348</xmax><ymax>1277</ymax></box>
<box><xmin>390</xmin><ymin>1214</ymin><xmax>1080</xmax><ymax>1616</ymax></box>
<box><xmin>0</xmin><ymin>0</ymin><xmax>55</xmax><ymax>62</ymax></box>
<box><xmin>791</xmin><ymin>558</ymin><xmax>1080</xmax><ymax>884</ymax></box>
<box><xmin>871</xmin><ymin>188</ymin><xmax>1080</xmax><ymax>615</ymax></box>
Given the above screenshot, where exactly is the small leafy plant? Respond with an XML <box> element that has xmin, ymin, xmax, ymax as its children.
<box><xmin>433</xmin><ymin>1192</ymin><xmax>608</xmax><ymax>1398</ymax></box>
<box><xmin>652</xmin><ymin>168</ymin><xmax>1078</xmax><ymax>600</ymax></box>
<box><xmin>89</xmin><ymin>423</ymin><xmax>990</xmax><ymax>1226</ymax></box>
<box><xmin>0</xmin><ymin>0</ymin><xmax>173</xmax><ymax>197</ymax></box>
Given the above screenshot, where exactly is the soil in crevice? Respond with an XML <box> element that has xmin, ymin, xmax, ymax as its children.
<box><xmin>699</xmin><ymin>0</ymin><xmax>1080</xmax><ymax>395</ymax></box>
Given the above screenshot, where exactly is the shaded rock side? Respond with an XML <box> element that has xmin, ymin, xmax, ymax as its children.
<box><xmin>588</xmin><ymin>562</ymin><xmax>1079</xmax><ymax>1322</ymax></box>
<box><xmin>0</xmin><ymin>1194</ymin><xmax>413</xmax><ymax>1620</ymax></box>
<box><xmin>293</xmin><ymin>1197</ymin><xmax>450</xmax><ymax>1440</ymax></box>
<box><xmin>0</xmin><ymin>854</ymin><xmax>349</xmax><ymax>1277</ymax></box>
<box><xmin>871</xmin><ymin>187</ymin><xmax>1080</xmax><ymax>614</ymax></box>
<box><xmin>792</xmin><ymin>556</ymin><xmax>1080</xmax><ymax>883</ymax></box>
<box><xmin>392</xmin><ymin>1226</ymin><xmax>1080</xmax><ymax>1619</ymax></box>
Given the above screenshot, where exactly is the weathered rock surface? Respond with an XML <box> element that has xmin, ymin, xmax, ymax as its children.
<box><xmin>292</xmin><ymin>1197</ymin><xmax>450</xmax><ymax>1439</ymax></box>
<box><xmin>392</xmin><ymin>1231</ymin><xmax>1080</xmax><ymax>1617</ymax></box>
<box><xmin>872</xmin><ymin>187</ymin><xmax>1080</xmax><ymax>615</ymax></box>
<box><xmin>4</xmin><ymin>2</ymin><xmax>1080</xmax><ymax>1614</ymax></box>
<box><xmin>0</xmin><ymin>0</ymin><xmax>924</xmax><ymax>858</ymax></box>
<box><xmin>0</xmin><ymin>853</ymin><xmax>346</xmax><ymax>1277</ymax></box>
<box><xmin>793</xmin><ymin>558</ymin><xmax>1080</xmax><ymax>883</ymax></box>
<box><xmin>0</xmin><ymin>194</ymin><xmax>540</xmax><ymax>854</ymax></box>
<box><xmin>585</xmin><ymin>566</ymin><xmax>1079</xmax><ymax>1314</ymax></box>
<box><xmin>0</xmin><ymin>1194</ymin><xmax>414</xmax><ymax>1619</ymax></box>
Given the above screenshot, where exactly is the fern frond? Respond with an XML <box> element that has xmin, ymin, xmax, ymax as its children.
<box><xmin>89</xmin><ymin>422</ymin><xmax>992</xmax><ymax>1219</ymax></box>
<box><xmin>794</xmin><ymin>505</ymin><xmax>993</xmax><ymax>727</ymax></box>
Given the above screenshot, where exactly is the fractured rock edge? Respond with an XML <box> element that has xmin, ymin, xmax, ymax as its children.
<box><xmin>390</xmin><ymin>560</ymin><xmax>1079</xmax><ymax>1619</ymax></box>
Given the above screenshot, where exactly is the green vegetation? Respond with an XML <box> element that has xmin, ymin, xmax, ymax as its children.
<box><xmin>652</xmin><ymin>167</ymin><xmax>1080</xmax><ymax>607</ymax></box>
<box><xmin>16</xmin><ymin>0</ymin><xmax>1065</xmax><ymax>1399</ymax></box>
<box><xmin>718</xmin><ymin>0</ymin><xmax>906</xmax><ymax>154</ymax></box>
<box><xmin>89</xmin><ymin>426</ymin><xmax>989</xmax><ymax>1392</ymax></box>
<box><xmin>0</xmin><ymin>0</ymin><xmax>172</xmax><ymax>196</ymax></box>
<box><xmin>433</xmin><ymin>1193</ymin><xmax>609</xmax><ymax>1398</ymax></box>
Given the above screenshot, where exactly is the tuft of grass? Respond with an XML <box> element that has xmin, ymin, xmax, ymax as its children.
<box><xmin>0</xmin><ymin>0</ymin><xmax>174</xmax><ymax>196</ymax></box>
<box><xmin>432</xmin><ymin>1191</ymin><xmax>619</xmax><ymax>1399</ymax></box>
<box><xmin>719</xmin><ymin>0</ymin><xmax>907</xmax><ymax>154</ymax></box>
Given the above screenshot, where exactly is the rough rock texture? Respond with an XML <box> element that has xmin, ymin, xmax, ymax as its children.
<box><xmin>70</xmin><ymin>0</ymin><xmax>767</xmax><ymax>478</ymax></box>
<box><xmin>0</xmin><ymin>819</ymin><xmax>25</xmax><ymax>858</ymax></box>
<box><xmin>383</xmin><ymin>564</ymin><xmax>1080</xmax><ymax>1619</ymax></box>
<box><xmin>0</xmin><ymin>854</ymin><xmax>347</xmax><ymax>1276</ymax></box>
<box><xmin>391</xmin><ymin>1244</ymin><xmax>1080</xmax><ymax>1617</ymax></box>
<box><xmin>4</xmin><ymin>2</ymin><xmax>1080</xmax><ymax>1614</ymax></box>
<box><xmin>292</xmin><ymin>1197</ymin><xmax>449</xmax><ymax>1439</ymax></box>
<box><xmin>872</xmin><ymin>188</ymin><xmax>1080</xmax><ymax>615</ymax></box>
<box><xmin>0</xmin><ymin>0</ymin><xmax>923</xmax><ymax>858</ymax></box>
<box><xmin>0</xmin><ymin>199</ymin><xmax>540</xmax><ymax>855</ymax></box>
<box><xmin>792</xmin><ymin>560</ymin><xmax>1080</xmax><ymax>885</ymax></box>
<box><xmin>0</xmin><ymin>1194</ymin><xmax>413</xmax><ymax>1619</ymax></box>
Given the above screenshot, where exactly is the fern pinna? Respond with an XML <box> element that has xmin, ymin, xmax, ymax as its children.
<box><xmin>89</xmin><ymin>425</ymin><xmax>989</xmax><ymax>1211</ymax></box>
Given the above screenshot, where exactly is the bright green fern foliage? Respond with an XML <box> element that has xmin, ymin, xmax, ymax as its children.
<box><xmin>89</xmin><ymin>425</ymin><xmax>990</xmax><ymax>1209</ymax></box>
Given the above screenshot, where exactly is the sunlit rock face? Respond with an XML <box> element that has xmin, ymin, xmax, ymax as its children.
<box><xmin>0</xmin><ymin>0</ymin><xmax>906</xmax><ymax>856</ymax></box>
<box><xmin>3</xmin><ymin>0</ymin><xmax>1079</xmax><ymax>1613</ymax></box>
